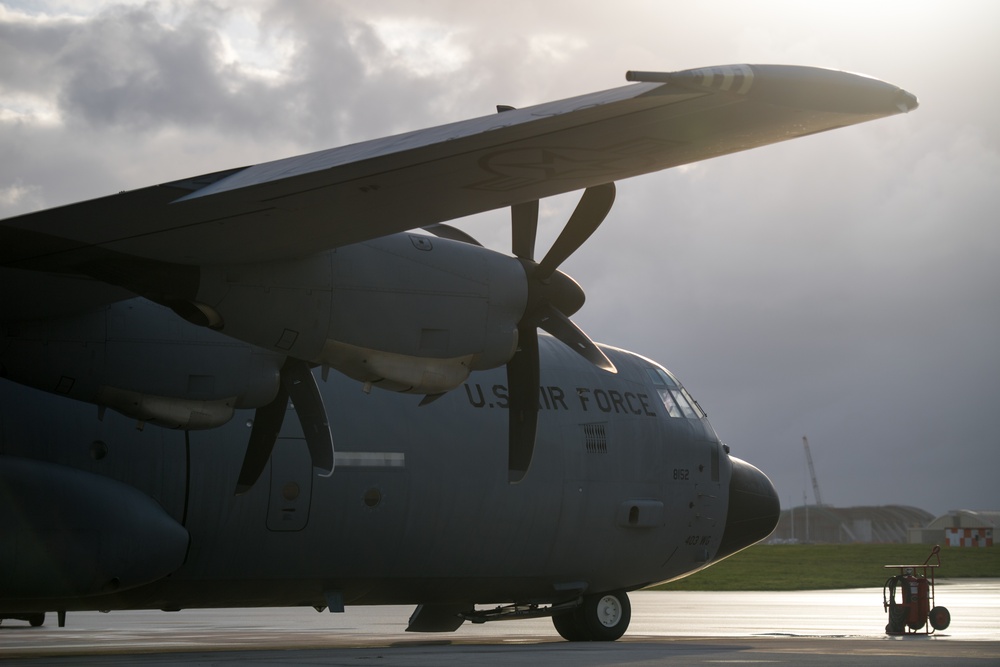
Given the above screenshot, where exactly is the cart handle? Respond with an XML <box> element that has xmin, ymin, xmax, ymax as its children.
<box><xmin>923</xmin><ymin>545</ymin><xmax>941</xmax><ymax>567</ymax></box>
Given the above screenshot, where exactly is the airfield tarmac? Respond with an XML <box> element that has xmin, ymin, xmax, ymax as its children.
<box><xmin>1</xmin><ymin>580</ymin><xmax>997</xmax><ymax>666</ymax></box>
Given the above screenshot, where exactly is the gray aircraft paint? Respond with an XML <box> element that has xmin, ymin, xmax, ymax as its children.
<box><xmin>0</xmin><ymin>64</ymin><xmax>916</xmax><ymax>638</ymax></box>
<box><xmin>1</xmin><ymin>311</ymin><xmax>735</xmax><ymax>610</ymax></box>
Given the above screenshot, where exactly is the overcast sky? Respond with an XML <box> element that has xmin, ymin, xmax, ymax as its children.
<box><xmin>2</xmin><ymin>1</ymin><xmax>998</xmax><ymax>517</ymax></box>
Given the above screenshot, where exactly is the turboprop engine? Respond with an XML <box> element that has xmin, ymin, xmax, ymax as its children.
<box><xmin>156</xmin><ymin>184</ymin><xmax>619</xmax><ymax>485</ymax></box>
<box><xmin>185</xmin><ymin>233</ymin><xmax>528</xmax><ymax>395</ymax></box>
<box><xmin>13</xmin><ymin>184</ymin><xmax>619</xmax><ymax>488</ymax></box>
<box><xmin>168</xmin><ymin>184</ymin><xmax>618</xmax><ymax>405</ymax></box>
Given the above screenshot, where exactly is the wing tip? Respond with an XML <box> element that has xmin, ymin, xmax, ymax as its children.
<box><xmin>627</xmin><ymin>65</ymin><xmax>755</xmax><ymax>95</ymax></box>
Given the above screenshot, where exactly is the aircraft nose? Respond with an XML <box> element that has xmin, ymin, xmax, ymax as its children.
<box><xmin>714</xmin><ymin>456</ymin><xmax>780</xmax><ymax>560</ymax></box>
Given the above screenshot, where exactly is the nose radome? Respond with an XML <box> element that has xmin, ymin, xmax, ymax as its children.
<box><xmin>714</xmin><ymin>456</ymin><xmax>780</xmax><ymax>561</ymax></box>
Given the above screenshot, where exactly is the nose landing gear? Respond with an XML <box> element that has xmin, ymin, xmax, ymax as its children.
<box><xmin>552</xmin><ymin>590</ymin><xmax>632</xmax><ymax>641</ymax></box>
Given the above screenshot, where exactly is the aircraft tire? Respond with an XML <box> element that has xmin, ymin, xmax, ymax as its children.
<box><xmin>580</xmin><ymin>591</ymin><xmax>630</xmax><ymax>641</ymax></box>
<box><xmin>29</xmin><ymin>613</ymin><xmax>45</xmax><ymax>627</ymax></box>
<box><xmin>552</xmin><ymin>610</ymin><xmax>589</xmax><ymax>641</ymax></box>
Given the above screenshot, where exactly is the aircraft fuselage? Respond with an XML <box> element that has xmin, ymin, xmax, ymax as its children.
<box><xmin>0</xmin><ymin>313</ymin><xmax>775</xmax><ymax>617</ymax></box>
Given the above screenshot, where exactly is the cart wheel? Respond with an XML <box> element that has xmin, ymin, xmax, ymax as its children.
<box><xmin>929</xmin><ymin>606</ymin><xmax>950</xmax><ymax>631</ymax></box>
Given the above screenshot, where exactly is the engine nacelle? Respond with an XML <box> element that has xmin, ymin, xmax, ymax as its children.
<box><xmin>0</xmin><ymin>457</ymin><xmax>189</xmax><ymax>599</ymax></box>
<box><xmin>0</xmin><ymin>299</ymin><xmax>283</xmax><ymax>428</ymax></box>
<box><xmin>186</xmin><ymin>234</ymin><xmax>528</xmax><ymax>394</ymax></box>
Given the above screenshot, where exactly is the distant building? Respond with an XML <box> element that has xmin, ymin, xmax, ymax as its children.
<box><xmin>908</xmin><ymin>510</ymin><xmax>998</xmax><ymax>547</ymax></box>
<box><xmin>769</xmin><ymin>505</ymin><xmax>932</xmax><ymax>544</ymax></box>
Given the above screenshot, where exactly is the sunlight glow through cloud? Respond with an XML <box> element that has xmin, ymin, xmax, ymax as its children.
<box><xmin>528</xmin><ymin>33</ymin><xmax>587</xmax><ymax>62</ymax></box>
<box><xmin>215</xmin><ymin>7</ymin><xmax>294</xmax><ymax>83</ymax></box>
<box><xmin>0</xmin><ymin>95</ymin><xmax>62</xmax><ymax>126</ymax></box>
<box><xmin>369</xmin><ymin>18</ymin><xmax>470</xmax><ymax>76</ymax></box>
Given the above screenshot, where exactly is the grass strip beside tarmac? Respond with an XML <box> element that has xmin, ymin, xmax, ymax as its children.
<box><xmin>651</xmin><ymin>543</ymin><xmax>999</xmax><ymax>591</ymax></box>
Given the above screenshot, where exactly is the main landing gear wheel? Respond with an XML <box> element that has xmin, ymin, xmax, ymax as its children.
<box><xmin>552</xmin><ymin>590</ymin><xmax>631</xmax><ymax>642</ymax></box>
<box><xmin>552</xmin><ymin>609</ymin><xmax>589</xmax><ymax>642</ymax></box>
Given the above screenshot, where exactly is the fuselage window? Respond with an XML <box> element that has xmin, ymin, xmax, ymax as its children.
<box><xmin>645</xmin><ymin>367</ymin><xmax>705</xmax><ymax>419</ymax></box>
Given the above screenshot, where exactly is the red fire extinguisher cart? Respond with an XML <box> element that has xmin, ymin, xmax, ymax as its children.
<box><xmin>883</xmin><ymin>545</ymin><xmax>951</xmax><ymax>634</ymax></box>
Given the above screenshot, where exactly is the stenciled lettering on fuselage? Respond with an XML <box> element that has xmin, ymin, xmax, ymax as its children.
<box><xmin>463</xmin><ymin>383</ymin><xmax>657</xmax><ymax>417</ymax></box>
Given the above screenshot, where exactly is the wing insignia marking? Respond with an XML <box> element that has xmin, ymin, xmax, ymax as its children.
<box><xmin>467</xmin><ymin>138</ymin><xmax>682</xmax><ymax>192</ymax></box>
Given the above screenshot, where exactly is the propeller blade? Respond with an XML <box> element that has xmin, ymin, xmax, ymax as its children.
<box><xmin>534</xmin><ymin>304</ymin><xmax>617</xmax><ymax>373</ymax></box>
<box><xmin>535</xmin><ymin>183</ymin><xmax>615</xmax><ymax>281</ymax></box>
<box><xmin>507</xmin><ymin>324</ymin><xmax>539</xmax><ymax>483</ymax></box>
<box><xmin>234</xmin><ymin>358</ymin><xmax>334</xmax><ymax>495</ymax></box>
<box><xmin>418</xmin><ymin>392</ymin><xmax>446</xmax><ymax>406</ymax></box>
<box><xmin>512</xmin><ymin>200</ymin><xmax>539</xmax><ymax>261</ymax></box>
<box><xmin>504</xmin><ymin>183</ymin><xmax>616</xmax><ymax>483</ymax></box>
<box><xmin>282</xmin><ymin>358</ymin><xmax>335</xmax><ymax>477</ymax></box>
<box><xmin>236</xmin><ymin>381</ymin><xmax>290</xmax><ymax>495</ymax></box>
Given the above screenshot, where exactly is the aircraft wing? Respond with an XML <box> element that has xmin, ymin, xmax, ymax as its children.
<box><xmin>2</xmin><ymin>64</ymin><xmax>916</xmax><ymax>275</ymax></box>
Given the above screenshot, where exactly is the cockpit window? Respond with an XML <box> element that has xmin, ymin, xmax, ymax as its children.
<box><xmin>657</xmin><ymin>387</ymin><xmax>682</xmax><ymax>418</ymax></box>
<box><xmin>645</xmin><ymin>367</ymin><xmax>705</xmax><ymax>419</ymax></box>
<box><xmin>645</xmin><ymin>367</ymin><xmax>675</xmax><ymax>387</ymax></box>
<box><xmin>672</xmin><ymin>389</ymin><xmax>698</xmax><ymax>418</ymax></box>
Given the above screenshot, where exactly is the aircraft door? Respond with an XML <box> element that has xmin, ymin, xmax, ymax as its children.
<box><xmin>544</xmin><ymin>422</ymin><xmax>599</xmax><ymax>577</ymax></box>
<box><xmin>266</xmin><ymin>408</ymin><xmax>315</xmax><ymax>531</ymax></box>
<box><xmin>546</xmin><ymin>420</ymin><xmax>645</xmax><ymax>580</ymax></box>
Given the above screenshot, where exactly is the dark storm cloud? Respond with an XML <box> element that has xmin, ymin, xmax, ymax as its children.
<box><xmin>1</xmin><ymin>3</ymin><xmax>336</xmax><ymax>137</ymax></box>
<box><xmin>0</xmin><ymin>0</ymin><xmax>594</xmax><ymax>209</ymax></box>
<box><xmin>58</xmin><ymin>6</ymin><xmax>239</xmax><ymax>128</ymax></box>
<box><xmin>0</xmin><ymin>3</ymin><xmax>439</xmax><ymax>208</ymax></box>
<box><xmin>256</xmin><ymin>1</ymin><xmax>457</xmax><ymax>145</ymax></box>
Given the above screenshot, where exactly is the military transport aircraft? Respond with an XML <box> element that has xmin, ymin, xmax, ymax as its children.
<box><xmin>0</xmin><ymin>65</ymin><xmax>915</xmax><ymax>641</ymax></box>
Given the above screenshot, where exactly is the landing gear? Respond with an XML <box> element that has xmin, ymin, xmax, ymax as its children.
<box><xmin>552</xmin><ymin>590</ymin><xmax>631</xmax><ymax>642</ymax></box>
<box><xmin>552</xmin><ymin>609</ymin><xmax>589</xmax><ymax>641</ymax></box>
<box><xmin>0</xmin><ymin>613</ymin><xmax>45</xmax><ymax>627</ymax></box>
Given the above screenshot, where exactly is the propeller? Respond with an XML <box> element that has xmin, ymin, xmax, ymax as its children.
<box><xmin>235</xmin><ymin>357</ymin><xmax>334</xmax><ymax>495</ymax></box>
<box><xmin>507</xmin><ymin>183</ymin><xmax>618</xmax><ymax>483</ymax></box>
